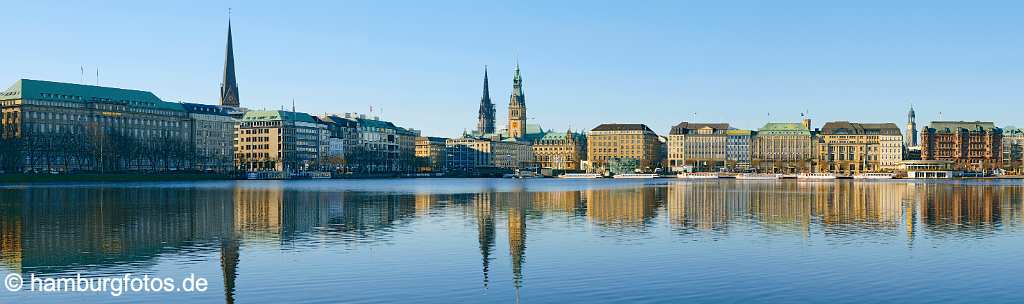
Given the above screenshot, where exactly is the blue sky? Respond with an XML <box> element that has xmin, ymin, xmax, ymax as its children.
<box><xmin>3</xmin><ymin>0</ymin><xmax>1023</xmax><ymax>136</ymax></box>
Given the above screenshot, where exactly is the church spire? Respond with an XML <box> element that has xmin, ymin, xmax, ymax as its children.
<box><xmin>477</xmin><ymin>66</ymin><xmax>495</xmax><ymax>134</ymax></box>
<box><xmin>220</xmin><ymin>13</ymin><xmax>240</xmax><ymax>108</ymax></box>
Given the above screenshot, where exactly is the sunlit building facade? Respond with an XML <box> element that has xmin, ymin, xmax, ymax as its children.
<box><xmin>920</xmin><ymin>121</ymin><xmax>1003</xmax><ymax>172</ymax></box>
<box><xmin>752</xmin><ymin>120</ymin><xmax>815</xmax><ymax>173</ymax></box>
<box><xmin>587</xmin><ymin>123</ymin><xmax>662</xmax><ymax>172</ymax></box>
<box><xmin>816</xmin><ymin>121</ymin><xmax>902</xmax><ymax>173</ymax></box>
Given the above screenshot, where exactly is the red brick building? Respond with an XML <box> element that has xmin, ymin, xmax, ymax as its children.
<box><xmin>920</xmin><ymin>121</ymin><xmax>1002</xmax><ymax>172</ymax></box>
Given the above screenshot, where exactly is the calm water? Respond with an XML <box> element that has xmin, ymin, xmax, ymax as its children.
<box><xmin>2</xmin><ymin>179</ymin><xmax>1024</xmax><ymax>303</ymax></box>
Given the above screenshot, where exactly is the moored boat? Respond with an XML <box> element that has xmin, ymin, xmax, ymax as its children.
<box><xmin>853</xmin><ymin>173</ymin><xmax>895</xmax><ymax>179</ymax></box>
<box><xmin>613</xmin><ymin>173</ymin><xmax>659</xmax><ymax>179</ymax></box>
<box><xmin>735</xmin><ymin>173</ymin><xmax>782</xmax><ymax>180</ymax></box>
<box><xmin>558</xmin><ymin>173</ymin><xmax>603</xmax><ymax>179</ymax></box>
<box><xmin>676</xmin><ymin>172</ymin><xmax>720</xmax><ymax>179</ymax></box>
<box><xmin>797</xmin><ymin>173</ymin><xmax>837</xmax><ymax>180</ymax></box>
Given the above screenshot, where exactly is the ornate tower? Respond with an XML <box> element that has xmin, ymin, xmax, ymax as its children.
<box><xmin>477</xmin><ymin>66</ymin><xmax>495</xmax><ymax>134</ymax></box>
<box><xmin>906</xmin><ymin>105</ymin><xmax>917</xmax><ymax>147</ymax></box>
<box><xmin>508</xmin><ymin>63</ymin><xmax>527</xmax><ymax>139</ymax></box>
<box><xmin>220</xmin><ymin>18</ymin><xmax>240</xmax><ymax>108</ymax></box>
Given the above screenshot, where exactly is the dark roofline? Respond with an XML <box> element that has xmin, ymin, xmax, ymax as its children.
<box><xmin>591</xmin><ymin>123</ymin><xmax>654</xmax><ymax>133</ymax></box>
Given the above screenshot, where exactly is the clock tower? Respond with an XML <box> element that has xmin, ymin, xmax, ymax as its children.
<box><xmin>508</xmin><ymin>63</ymin><xmax>527</xmax><ymax>140</ymax></box>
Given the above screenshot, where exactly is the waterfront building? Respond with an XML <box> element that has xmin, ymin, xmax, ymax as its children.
<box><xmin>445</xmin><ymin>137</ymin><xmax>535</xmax><ymax>172</ymax></box>
<box><xmin>476</xmin><ymin>67</ymin><xmax>495</xmax><ymax>135</ymax></box>
<box><xmin>235</xmin><ymin>110</ymin><xmax>328</xmax><ymax>172</ymax></box>
<box><xmin>507</xmin><ymin>64</ymin><xmax>527</xmax><ymax>140</ymax></box>
<box><xmin>586</xmin><ymin>123</ymin><xmax>662</xmax><ymax>173</ymax></box>
<box><xmin>816</xmin><ymin>121</ymin><xmax>902</xmax><ymax>174</ymax></box>
<box><xmin>316</xmin><ymin>115</ymin><xmax>360</xmax><ymax>172</ymax></box>
<box><xmin>0</xmin><ymin>79</ymin><xmax>192</xmax><ymax>173</ymax></box>
<box><xmin>396</xmin><ymin>127</ymin><xmax>419</xmax><ymax>173</ymax></box>
<box><xmin>182</xmin><ymin>103</ymin><xmax>236</xmax><ymax>172</ymax></box>
<box><xmin>342</xmin><ymin>113</ymin><xmax>419</xmax><ymax>174</ymax></box>
<box><xmin>725</xmin><ymin>129</ymin><xmax>755</xmax><ymax>171</ymax></box>
<box><xmin>416</xmin><ymin>136</ymin><xmax>448</xmax><ymax>173</ymax></box>
<box><xmin>752</xmin><ymin>119</ymin><xmax>815</xmax><ymax>173</ymax></box>
<box><xmin>905</xmin><ymin>106</ymin><xmax>917</xmax><ymax>148</ymax></box>
<box><xmin>531</xmin><ymin>129</ymin><xmax>586</xmax><ymax>170</ymax></box>
<box><xmin>1001</xmin><ymin>126</ymin><xmax>1023</xmax><ymax>174</ymax></box>
<box><xmin>667</xmin><ymin>122</ymin><xmax>729</xmax><ymax>172</ymax></box>
<box><xmin>220</xmin><ymin>19</ymin><xmax>240</xmax><ymax>108</ymax></box>
<box><xmin>920</xmin><ymin>121</ymin><xmax>1003</xmax><ymax>172</ymax></box>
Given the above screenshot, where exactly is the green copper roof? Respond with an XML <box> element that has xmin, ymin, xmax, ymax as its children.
<box><xmin>758</xmin><ymin>123</ymin><xmax>811</xmax><ymax>135</ymax></box>
<box><xmin>242</xmin><ymin>110</ymin><xmax>318</xmax><ymax>123</ymax></box>
<box><xmin>538</xmin><ymin>130</ymin><xmax>585</xmax><ymax>141</ymax></box>
<box><xmin>1</xmin><ymin>79</ymin><xmax>184</xmax><ymax>111</ymax></box>
<box><xmin>928</xmin><ymin>121</ymin><xmax>999</xmax><ymax>132</ymax></box>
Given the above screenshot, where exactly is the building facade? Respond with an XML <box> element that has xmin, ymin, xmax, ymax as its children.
<box><xmin>1002</xmin><ymin>127</ymin><xmax>1024</xmax><ymax>174</ymax></box>
<box><xmin>587</xmin><ymin>124</ymin><xmax>662</xmax><ymax>173</ymax></box>
<box><xmin>446</xmin><ymin>137</ymin><xmax>535</xmax><ymax>172</ymax></box>
<box><xmin>316</xmin><ymin>115</ymin><xmax>360</xmax><ymax>172</ymax></box>
<box><xmin>235</xmin><ymin>110</ymin><xmax>327</xmax><ymax>172</ymax></box>
<box><xmin>725</xmin><ymin>129</ymin><xmax>755</xmax><ymax>171</ymax></box>
<box><xmin>920</xmin><ymin>121</ymin><xmax>1003</xmax><ymax>172</ymax></box>
<box><xmin>532</xmin><ymin>130</ymin><xmax>586</xmax><ymax>170</ymax></box>
<box><xmin>752</xmin><ymin>120</ymin><xmax>815</xmax><ymax>173</ymax></box>
<box><xmin>1</xmin><ymin>79</ymin><xmax>193</xmax><ymax>173</ymax></box>
<box><xmin>816</xmin><ymin>122</ymin><xmax>902</xmax><ymax>174</ymax></box>
<box><xmin>415</xmin><ymin>136</ymin><xmax>448</xmax><ymax>173</ymax></box>
<box><xmin>337</xmin><ymin>113</ymin><xmax>419</xmax><ymax>174</ymax></box>
<box><xmin>183</xmin><ymin>103</ymin><xmax>236</xmax><ymax>172</ymax></box>
<box><xmin>667</xmin><ymin>122</ymin><xmax>729</xmax><ymax>172</ymax></box>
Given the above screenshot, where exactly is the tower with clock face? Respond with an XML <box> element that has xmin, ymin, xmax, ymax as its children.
<box><xmin>508</xmin><ymin>64</ymin><xmax>526</xmax><ymax>140</ymax></box>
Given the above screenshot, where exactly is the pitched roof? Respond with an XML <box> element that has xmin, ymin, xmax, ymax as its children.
<box><xmin>758</xmin><ymin>122</ymin><xmax>811</xmax><ymax>135</ymax></box>
<box><xmin>181</xmin><ymin>103</ymin><xmax>230</xmax><ymax>116</ymax></box>
<box><xmin>726</xmin><ymin>129</ymin><xmax>754</xmax><ymax>136</ymax></box>
<box><xmin>591</xmin><ymin>123</ymin><xmax>654</xmax><ymax>133</ymax></box>
<box><xmin>318</xmin><ymin>115</ymin><xmax>358</xmax><ymax>127</ymax></box>
<box><xmin>241</xmin><ymin>110</ymin><xmax>318</xmax><ymax>123</ymax></box>
<box><xmin>1</xmin><ymin>79</ymin><xmax>184</xmax><ymax>111</ymax></box>
<box><xmin>928</xmin><ymin>121</ymin><xmax>1000</xmax><ymax>132</ymax></box>
<box><xmin>669</xmin><ymin>122</ymin><xmax>730</xmax><ymax>135</ymax></box>
<box><xmin>821</xmin><ymin>121</ymin><xmax>901</xmax><ymax>135</ymax></box>
<box><xmin>537</xmin><ymin>130</ymin><xmax>585</xmax><ymax>142</ymax></box>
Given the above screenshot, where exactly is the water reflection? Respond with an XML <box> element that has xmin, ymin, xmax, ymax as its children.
<box><xmin>0</xmin><ymin>180</ymin><xmax>1023</xmax><ymax>303</ymax></box>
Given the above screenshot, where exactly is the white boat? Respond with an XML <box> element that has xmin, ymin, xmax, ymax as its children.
<box><xmin>558</xmin><ymin>173</ymin><xmax>603</xmax><ymax>179</ymax></box>
<box><xmin>906</xmin><ymin>171</ymin><xmax>954</xmax><ymax>179</ymax></box>
<box><xmin>736</xmin><ymin>173</ymin><xmax>782</xmax><ymax>180</ymax></box>
<box><xmin>246</xmin><ymin>171</ymin><xmax>287</xmax><ymax>180</ymax></box>
<box><xmin>797</xmin><ymin>173</ymin><xmax>838</xmax><ymax>180</ymax></box>
<box><xmin>853</xmin><ymin>173</ymin><xmax>895</xmax><ymax>179</ymax></box>
<box><xmin>613</xmin><ymin>173</ymin><xmax>659</xmax><ymax>179</ymax></box>
<box><xmin>676</xmin><ymin>172</ymin><xmax>720</xmax><ymax>179</ymax></box>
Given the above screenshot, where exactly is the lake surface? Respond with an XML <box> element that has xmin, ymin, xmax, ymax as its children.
<box><xmin>1</xmin><ymin>179</ymin><xmax>1024</xmax><ymax>303</ymax></box>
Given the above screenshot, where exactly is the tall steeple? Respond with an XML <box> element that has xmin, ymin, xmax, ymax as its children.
<box><xmin>220</xmin><ymin>14</ymin><xmax>240</xmax><ymax>108</ymax></box>
<box><xmin>508</xmin><ymin>62</ymin><xmax>527</xmax><ymax>139</ymax></box>
<box><xmin>906</xmin><ymin>105</ymin><xmax>917</xmax><ymax>147</ymax></box>
<box><xmin>477</xmin><ymin>66</ymin><xmax>495</xmax><ymax>134</ymax></box>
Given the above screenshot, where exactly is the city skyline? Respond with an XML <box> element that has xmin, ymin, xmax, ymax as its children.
<box><xmin>3</xmin><ymin>1</ymin><xmax>1024</xmax><ymax>137</ymax></box>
